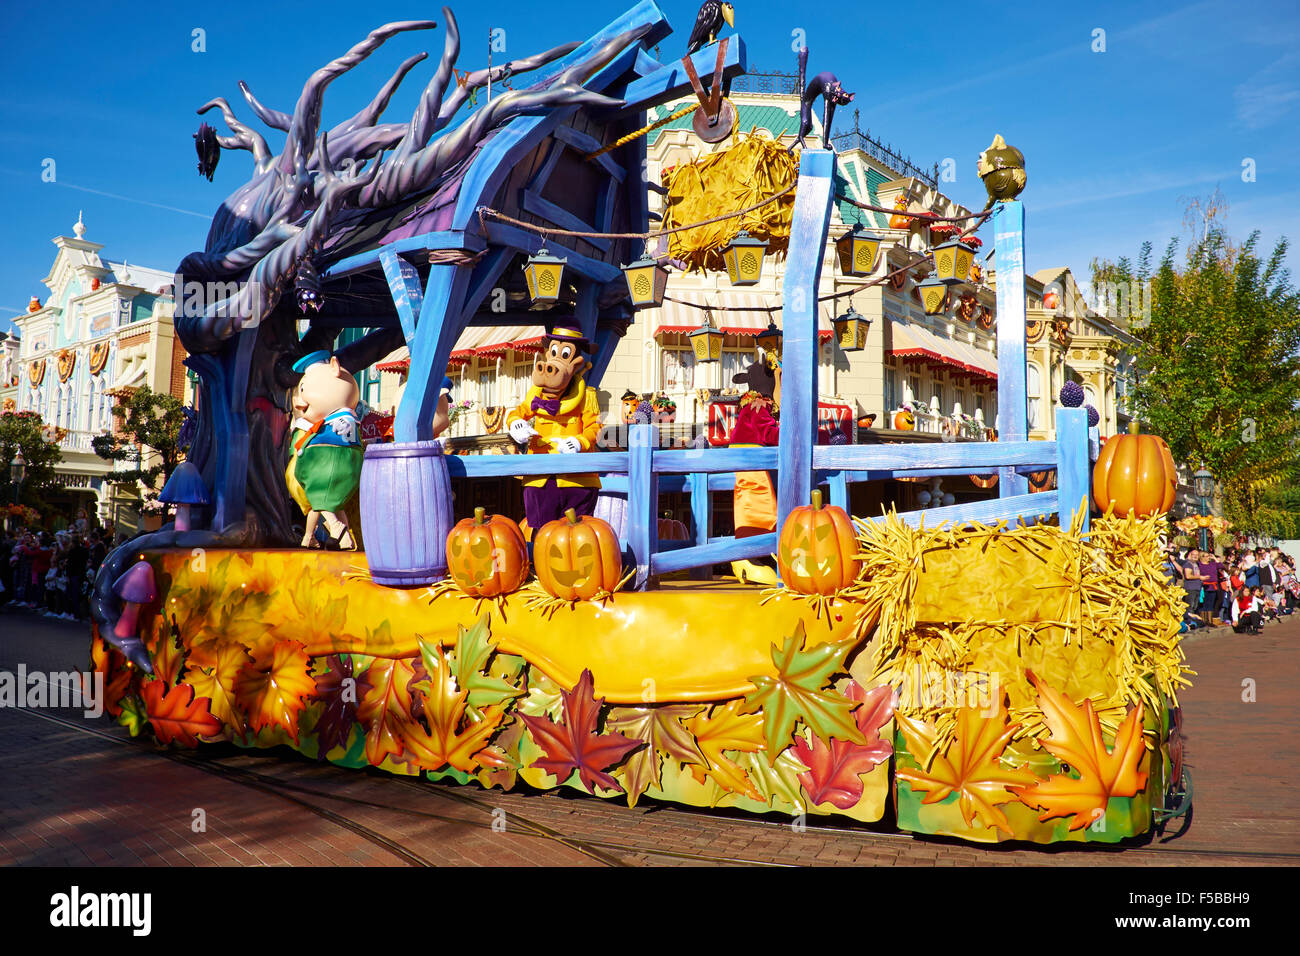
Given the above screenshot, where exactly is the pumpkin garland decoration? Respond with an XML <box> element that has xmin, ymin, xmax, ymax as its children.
<box><xmin>524</xmin><ymin>509</ymin><xmax>629</xmax><ymax>612</ymax></box>
<box><xmin>1092</xmin><ymin>433</ymin><xmax>1178</xmax><ymax>517</ymax></box>
<box><xmin>445</xmin><ymin>507</ymin><xmax>529</xmax><ymax>599</ymax></box>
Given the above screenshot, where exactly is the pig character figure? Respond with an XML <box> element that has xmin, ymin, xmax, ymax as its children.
<box><xmin>286</xmin><ymin>350</ymin><xmax>362</xmax><ymax>550</ymax></box>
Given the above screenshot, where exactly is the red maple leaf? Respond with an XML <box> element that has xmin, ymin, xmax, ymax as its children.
<box><xmin>793</xmin><ymin>682</ymin><xmax>897</xmax><ymax>810</ymax></box>
<box><xmin>517</xmin><ymin>669</ymin><xmax>641</xmax><ymax>794</ymax></box>
<box><xmin>140</xmin><ymin>679</ymin><xmax>224</xmax><ymax>748</ymax></box>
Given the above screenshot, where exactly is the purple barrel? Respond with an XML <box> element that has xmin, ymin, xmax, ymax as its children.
<box><xmin>359</xmin><ymin>440</ymin><xmax>453</xmax><ymax>587</ymax></box>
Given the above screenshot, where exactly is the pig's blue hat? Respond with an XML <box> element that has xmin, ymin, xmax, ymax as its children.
<box><xmin>292</xmin><ymin>350</ymin><xmax>332</xmax><ymax>373</ymax></box>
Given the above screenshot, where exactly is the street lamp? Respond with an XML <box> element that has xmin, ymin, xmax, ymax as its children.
<box><xmin>9</xmin><ymin>449</ymin><xmax>25</xmax><ymax>504</ymax></box>
<box><xmin>1192</xmin><ymin>465</ymin><xmax>1213</xmax><ymax>551</ymax></box>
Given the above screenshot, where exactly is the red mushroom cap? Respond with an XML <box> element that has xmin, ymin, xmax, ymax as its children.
<box><xmin>113</xmin><ymin>560</ymin><xmax>157</xmax><ymax>604</ymax></box>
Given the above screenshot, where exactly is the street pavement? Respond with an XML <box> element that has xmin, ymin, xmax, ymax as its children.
<box><xmin>1</xmin><ymin>608</ymin><xmax>1296</xmax><ymax>867</ymax></box>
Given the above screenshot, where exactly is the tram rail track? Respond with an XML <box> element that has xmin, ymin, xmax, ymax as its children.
<box><xmin>12</xmin><ymin>705</ymin><xmax>1299</xmax><ymax>867</ymax></box>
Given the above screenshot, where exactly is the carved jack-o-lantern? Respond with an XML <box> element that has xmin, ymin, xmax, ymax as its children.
<box><xmin>893</xmin><ymin>409</ymin><xmax>915</xmax><ymax>431</ymax></box>
<box><xmin>776</xmin><ymin>490</ymin><xmax>862</xmax><ymax>595</ymax></box>
<box><xmin>657</xmin><ymin>517</ymin><xmax>688</xmax><ymax>541</ymax></box>
<box><xmin>534</xmin><ymin>509</ymin><xmax>622</xmax><ymax>602</ymax></box>
<box><xmin>445</xmin><ymin>507</ymin><xmax>529</xmax><ymax>597</ymax></box>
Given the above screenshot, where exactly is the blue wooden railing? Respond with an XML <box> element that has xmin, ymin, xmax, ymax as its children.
<box><xmin>443</xmin><ymin>406</ymin><xmax>1091</xmax><ymax>589</ymax></box>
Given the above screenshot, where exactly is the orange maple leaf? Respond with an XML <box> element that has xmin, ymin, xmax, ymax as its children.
<box><xmin>1010</xmin><ymin>671</ymin><xmax>1148</xmax><ymax>831</ymax></box>
<box><xmin>184</xmin><ymin>642</ymin><xmax>251</xmax><ymax>738</ymax></box>
<box><xmin>896</xmin><ymin>698</ymin><xmax>1037</xmax><ymax>836</ymax></box>
<box><xmin>87</xmin><ymin>629</ymin><xmax>136</xmax><ymax>718</ymax></box>
<box><xmin>140</xmin><ymin>679</ymin><xmax>223</xmax><ymax>747</ymax></box>
<box><xmin>685</xmin><ymin>699</ymin><xmax>766</xmax><ymax>802</ymax></box>
<box><xmin>401</xmin><ymin>644</ymin><xmax>507</xmax><ymax>773</ymax></box>
<box><xmin>147</xmin><ymin>616</ymin><xmax>187</xmax><ymax>686</ymax></box>
<box><xmin>233</xmin><ymin>640</ymin><xmax>317</xmax><ymax>742</ymax></box>
<box><xmin>355</xmin><ymin>656</ymin><xmax>418</xmax><ymax>766</ymax></box>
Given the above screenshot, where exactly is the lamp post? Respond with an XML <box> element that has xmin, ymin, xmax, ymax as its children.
<box><xmin>1192</xmin><ymin>465</ymin><xmax>1213</xmax><ymax>552</ymax></box>
<box><xmin>7</xmin><ymin>449</ymin><xmax>25</xmax><ymax>535</ymax></box>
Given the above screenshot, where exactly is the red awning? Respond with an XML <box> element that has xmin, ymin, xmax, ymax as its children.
<box><xmin>655</xmin><ymin>293</ymin><xmax>833</xmax><ymax>342</ymax></box>
<box><xmin>375</xmin><ymin>325</ymin><xmax>548</xmax><ymax>374</ymax></box>
<box><xmin>887</xmin><ymin>319</ymin><xmax>997</xmax><ymax>381</ymax></box>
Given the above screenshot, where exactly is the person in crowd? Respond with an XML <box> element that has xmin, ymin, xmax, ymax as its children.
<box><xmin>1258</xmin><ymin>550</ymin><xmax>1279</xmax><ymax>602</ymax></box>
<box><xmin>1178</xmin><ymin>548</ymin><xmax>1204</xmax><ymax>625</ymax></box>
<box><xmin>1197</xmin><ymin>549</ymin><xmax>1223</xmax><ymax>625</ymax></box>
<box><xmin>1232</xmin><ymin>585</ymin><xmax>1262</xmax><ymax>634</ymax></box>
<box><xmin>64</xmin><ymin>532</ymin><xmax>89</xmax><ymax>620</ymax></box>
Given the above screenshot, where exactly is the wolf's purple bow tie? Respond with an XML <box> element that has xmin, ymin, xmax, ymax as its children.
<box><xmin>531</xmin><ymin>396</ymin><xmax>561</xmax><ymax>415</ymax></box>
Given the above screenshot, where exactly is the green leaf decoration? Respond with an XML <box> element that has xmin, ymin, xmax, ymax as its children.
<box><xmin>117</xmin><ymin>695</ymin><xmax>147</xmax><ymax>737</ymax></box>
<box><xmin>740</xmin><ymin>623</ymin><xmax>866</xmax><ymax>755</ymax></box>
<box><xmin>519</xmin><ymin>667</ymin><xmax>564</xmax><ymax>719</ymax></box>
<box><xmin>450</xmin><ymin>616</ymin><xmax>525</xmax><ymax>710</ymax></box>
<box><xmin>731</xmin><ymin>745</ymin><xmax>809</xmax><ymax>812</ymax></box>
<box><xmin>606</xmin><ymin>703</ymin><xmax>706</xmax><ymax>807</ymax></box>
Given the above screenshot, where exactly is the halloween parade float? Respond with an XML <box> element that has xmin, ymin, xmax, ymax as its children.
<box><xmin>89</xmin><ymin>2</ymin><xmax>1192</xmax><ymax>846</ymax></box>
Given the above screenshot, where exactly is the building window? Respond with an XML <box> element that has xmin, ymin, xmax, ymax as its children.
<box><xmin>721</xmin><ymin>338</ymin><xmax>758</xmax><ymax>388</ymax></box>
<box><xmin>1027</xmin><ymin>363</ymin><xmax>1043</xmax><ymax>429</ymax></box>
<box><xmin>661</xmin><ymin>347</ymin><xmax>695</xmax><ymax>392</ymax></box>
<box><xmin>476</xmin><ymin>364</ymin><xmax>498</xmax><ymax>409</ymax></box>
<box><xmin>884</xmin><ymin>366</ymin><xmax>898</xmax><ymax>410</ymax></box>
<box><xmin>906</xmin><ymin>373</ymin><xmax>921</xmax><ymax>406</ymax></box>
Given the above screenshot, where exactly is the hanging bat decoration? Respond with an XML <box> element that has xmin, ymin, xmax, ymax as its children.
<box><xmin>294</xmin><ymin>258</ymin><xmax>324</xmax><ymax>313</ymax></box>
<box><xmin>194</xmin><ymin>122</ymin><xmax>221</xmax><ymax>181</ymax></box>
<box><xmin>792</xmin><ymin>47</ymin><xmax>854</xmax><ymax>151</ymax></box>
<box><xmin>685</xmin><ymin>0</ymin><xmax>735</xmax><ymax>56</ymax></box>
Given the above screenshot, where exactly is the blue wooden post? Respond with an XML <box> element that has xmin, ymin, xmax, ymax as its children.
<box><xmin>393</xmin><ymin>263</ymin><xmax>474</xmax><ymax>443</ymax></box>
<box><xmin>688</xmin><ymin>470</ymin><xmax>710</xmax><ymax>580</ymax></box>
<box><xmin>1055</xmin><ymin>406</ymin><xmax>1090</xmax><ymax>535</ymax></box>
<box><xmin>827</xmin><ymin>471</ymin><xmax>848</xmax><ymax>511</ymax></box>
<box><xmin>994</xmin><ymin>200</ymin><xmax>1029</xmax><ymax>498</ymax></box>
<box><xmin>627</xmin><ymin>423</ymin><xmax>659</xmax><ymax>590</ymax></box>
<box><xmin>776</xmin><ymin>149</ymin><xmax>836</xmax><ymax>531</ymax></box>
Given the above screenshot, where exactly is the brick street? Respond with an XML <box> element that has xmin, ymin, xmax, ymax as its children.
<box><xmin>1</xmin><ymin>610</ymin><xmax>1295</xmax><ymax>867</ymax></box>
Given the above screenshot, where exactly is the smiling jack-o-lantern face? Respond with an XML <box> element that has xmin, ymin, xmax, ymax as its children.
<box><xmin>446</xmin><ymin>507</ymin><xmax>529</xmax><ymax>597</ymax></box>
<box><xmin>893</xmin><ymin>409</ymin><xmax>915</xmax><ymax>431</ymax></box>
<box><xmin>777</xmin><ymin>490</ymin><xmax>862</xmax><ymax>595</ymax></box>
<box><xmin>533</xmin><ymin>509</ymin><xmax>622</xmax><ymax>602</ymax></box>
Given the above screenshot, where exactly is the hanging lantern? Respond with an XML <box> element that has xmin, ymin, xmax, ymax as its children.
<box><xmin>689</xmin><ymin>313</ymin><xmax>724</xmax><ymax>363</ymax></box>
<box><xmin>524</xmin><ymin>247</ymin><xmax>567</xmax><ymax>305</ymax></box>
<box><xmin>835</xmin><ymin>225</ymin><xmax>883</xmax><ymax>277</ymax></box>
<box><xmin>931</xmin><ymin>239</ymin><xmax>976</xmax><ymax>285</ymax></box>
<box><xmin>755</xmin><ymin>319</ymin><xmax>783</xmax><ymax>355</ymax></box>
<box><xmin>918</xmin><ymin>277</ymin><xmax>949</xmax><ymax>315</ymax></box>
<box><xmin>622</xmin><ymin>256</ymin><xmax>669</xmax><ymax>309</ymax></box>
<box><xmin>832</xmin><ymin>306</ymin><xmax>870</xmax><ymax>352</ymax></box>
<box><xmin>722</xmin><ymin>231</ymin><xmax>767</xmax><ymax>286</ymax></box>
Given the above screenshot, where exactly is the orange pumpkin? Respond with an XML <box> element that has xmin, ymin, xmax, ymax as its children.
<box><xmin>658</xmin><ymin>517</ymin><xmax>688</xmax><ymax>540</ymax></box>
<box><xmin>892</xmin><ymin>409</ymin><xmax>916</xmax><ymax>431</ymax></box>
<box><xmin>776</xmin><ymin>490</ymin><xmax>862</xmax><ymax>595</ymax></box>
<box><xmin>446</xmin><ymin>507</ymin><xmax>529</xmax><ymax>597</ymax></box>
<box><xmin>534</xmin><ymin>509</ymin><xmax>623</xmax><ymax>601</ymax></box>
<box><xmin>888</xmin><ymin>195</ymin><xmax>912</xmax><ymax>230</ymax></box>
<box><xmin>1092</xmin><ymin>434</ymin><xmax>1178</xmax><ymax>517</ymax></box>
<box><xmin>1028</xmin><ymin>470</ymin><xmax>1055</xmax><ymax>493</ymax></box>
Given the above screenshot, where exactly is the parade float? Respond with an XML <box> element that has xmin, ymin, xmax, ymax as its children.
<box><xmin>89</xmin><ymin>1</ymin><xmax>1192</xmax><ymax>845</ymax></box>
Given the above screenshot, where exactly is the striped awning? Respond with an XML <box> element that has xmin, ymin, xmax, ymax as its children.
<box><xmin>888</xmin><ymin>319</ymin><xmax>997</xmax><ymax>381</ymax></box>
<box><xmin>375</xmin><ymin>325</ymin><xmax>548</xmax><ymax>374</ymax></box>
<box><xmin>655</xmin><ymin>293</ymin><xmax>833</xmax><ymax>341</ymax></box>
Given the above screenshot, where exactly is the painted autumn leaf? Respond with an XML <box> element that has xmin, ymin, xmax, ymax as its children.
<box><xmin>733</xmin><ymin>746</ymin><xmax>809</xmax><ymax>812</ymax></box>
<box><xmin>444</xmin><ymin>616</ymin><xmax>525</xmax><ymax>711</ymax></box>
<box><xmin>403</xmin><ymin>642</ymin><xmax>508</xmax><ymax>773</ymax></box>
<box><xmin>517</xmin><ymin>669</ymin><xmax>640</xmax><ymax>794</ymax></box>
<box><xmin>234</xmin><ymin>640</ymin><xmax>317</xmax><ymax>742</ymax></box>
<box><xmin>355</xmin><ymin>642</ymin><xmax>419</xmax><ymax>766</ymax></box>
<box><xmin>311</xmin><ymin>654</ymin><xmax>372</xmax><ymax>759</ymax></box>
<box><xmin>686</xmin><ymin>700</ymin><xmax>766</xmax><ymax>802</ymax></box>
<box><xmin>740</xmin><ymin>624</ymin><xmax>866</xmax><ymax>755</ymax></box>
<box><xmin>147</xmin><ymin>616</ymin><xmax>187</xmax><ymax>686</ymax></box>
<box><xmin>140</xmin><ymin>679</ymin><xmax>223</xmax><ymax>747</ymax></box>
<box><xmin>87</xmin><ymin>629</ymin><xmax>136</xmax><ymax>718</ymax></box>
<box><xmin>896</xmin><ymin>697</ymin><xmax>1037</xmax><ymax>836</ymax></box>
<box><xmin>1009</xmin><ymin>670</ymin><xmax>1148</xmax><ymax>831</ymax></box>
<box><xmin>184</xmin><ymin>642</ymin><xmax>251</xmax><ymax>738</ymax></box>
<box><xmin>606</xmin><ymin>703</ymin><xmax>706</xmax><ymax>807</ymax></box>
<box><xmin>793</xmin><ymin>682</ymin><xmax>897</xmax><ymax>810</ymax></box>
<box><xmin>116</xmin><ymin>695</ymin><xmax>147</xmax><ymax>737</ymax></box>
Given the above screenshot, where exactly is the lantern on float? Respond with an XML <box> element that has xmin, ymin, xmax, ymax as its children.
<box><xmin>755</xmin><ymin>319</ymin><xmax>783</xmax><ymax>356</ymax></box>
<box><xmin>722</xmin><ymin>231</ymin><xmax>767</xmax><ymax>286</ymax></box>
<box><xmin>918</xmin><ymin>277</ymin><xmax>950</xmax><ymax>315</ymax></box>
<box><xmin>835</xmin><ymin>224</ymin><xmax>883</xmax><ymax>277</ymax></box>
<box><xmin>832</xmin><ymin>306</ymin><xmax>871</xmax><ymax>352</ymax></box>
<box><xmin>931</xmin><ymin>239</ymin><xmax>976</xmax><ymax>285</ymax></box>
<box><xmin>524</xmin><ymin>247</ymin><xmax>567</xmax><ymax>305</ymax></box>
<box><xmin>689</xmin><ymin>313</ymin><xmax>724</xmax><ymax>363</ymax></box>
<box><xmin>622</xmin><ymin>256</ymin><xmax>669</xmax><ymax>309</ymax></box>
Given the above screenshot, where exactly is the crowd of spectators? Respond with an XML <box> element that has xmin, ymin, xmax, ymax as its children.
<box><xmin>1</xmin><ymin>512</ymin><xmax>111</xmax><ymax>622</ymax></box>
<box><xmin>1165</xmin><ymin>544</ymin><xmax>1297</xmax><ymax>634</ymax></box>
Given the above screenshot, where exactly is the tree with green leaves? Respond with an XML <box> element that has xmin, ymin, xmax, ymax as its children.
<box><xmin>0</xmin><ymin>410</ymin><xmax>63</xmax><ymax>508</ymax></box>
<box><xmin>1095</xmin><ymin>229</ymin><xmax>1300</xmax><ymax>538</ymax></box>
<box><xmin>92</xmin><ymin>385</ymin><xmax>190</xmax><ymax>491</ymax></box>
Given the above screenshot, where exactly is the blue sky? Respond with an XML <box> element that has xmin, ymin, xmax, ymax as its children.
<box><xmin>1</xmin><ymin>0</ymin><xmax>1297</xmax><ymax>333</ymax></box>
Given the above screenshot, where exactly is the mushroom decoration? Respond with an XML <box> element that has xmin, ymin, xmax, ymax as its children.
<box><xmin>112</xmin><ymin>561</ymin><xmax>157</xmax><ymax>672</ymax></box>
<box><xmin>158</xmin><ymin>461</ymin><xmax>209</xmax><ymax>532</ymax></box>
